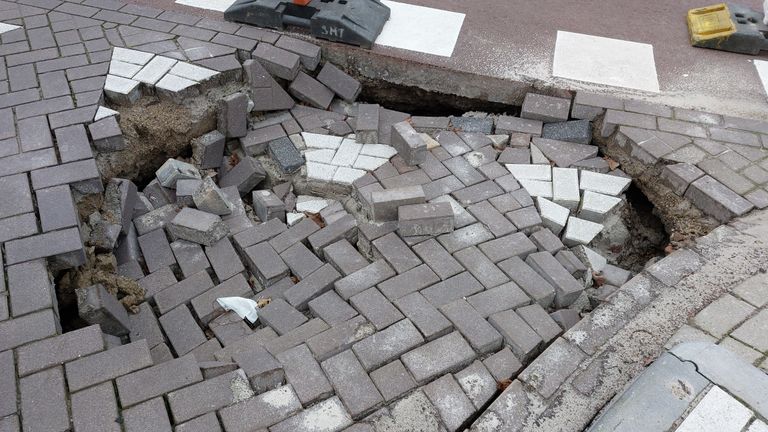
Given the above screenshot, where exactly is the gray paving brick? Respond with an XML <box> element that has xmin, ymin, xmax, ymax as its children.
<box><xmin>4</xmin><ymin>226</ymin><xmax>85</xmax><ymax>267</ymax></box>
<box><xmin>488</xmin><ymin>309</ymin><xmax>542</xmax><ymax>362</ymax></box>
<box><xmin>0</xmin><ymin>173</ymin><xmax>32</xmax><ymax>220</ymax></box>
<box><xmin>219</xmin><ymin>156</ymin><xmax>266</xmax><ymax>195</ymax></box>
<box><xmin>517</xmin><ymin>303</ymin><xmax>562</xmax><ymax>344</ymax></box>
<box><xmin>519</xmin><ymin>337</ymin><xmax>585</xmax><ymax>398</ymax></box>
<box><xmin>138</xmin><ymin>228</ymin><xmax>176</xmax><ymax>274</ymax></box>
<box><xmin>411</xmin><ymin>238</ymin><xmax>464</xmax><ymax>280</ymax></box>
<box><xmin>264</xmin><ymin>318</ymin><xmax>329</xmax><ymax>356</ymax></box>
<box><xmin>117</xmin><ymin>354</ymin><xmax>202</xmax><ymax>407</ymax></box>
<box><xmin>244</xmin><ymin>241</ymin><xmax>289</xmax><ymax>287</ymax></box>
<box><xmin>174</xmin><ymin>412</ymin><xmax>223</xmax><ymax>432</ymax></box>
<box><xmin>127</xmin><ymin>302</ymin><xmax>164</xmax><ymax>348</ymax></box>
<box><xmin>369</xmin><ymin>360</ymin><xmax>417</xmax><ymax>403</ymax></box>
<box><xmin>219</xmin><ymin>384</ymin><xmax>301</xmax><ymax>432</ymax></box>
<box><xmin>378</xmin><ymin>264</ymin><xmax>440</xmax><ymax>301</ymax></box>
<box><xmin>284</xmin><ymin>263</ymin><xmax>342</xmax><ymax>310</ymax></box>
<box><xmin>289</xmin><ymin>71</ymin><xmax>334</xmax><ymax>109</ymax></box>
<box><xmin>252</xmin><ymin>42</ymin><xmax>300</xmax><ymax>80</ymax></box>
<box><xmin>496</xmin><ymin>115</ymin><xmax>543</xmax><ymax>135</ymax></box>
<box><xmin>160</xmin><ymin>304</ymin><xmax>206</xmax><ymax>356</ymax></box>
<box><xmin>467</xmin><ymin>199</ymin><xmax>516</xmax><ymax>237</ymax></box>
<box><xmin>204</xmin><ymin>237</ymin><xmax>244</xmax><ymax>281</ymax></box>
<box><xmin>370</xmin><ymin>185</ymin><xmax>425</xmax><ymax>221</ymax></box>
<box><xmin>308</xmin><ymin>291</ymin><xmax>358</xmax><ymax>326</ymax></box>
<box><xmin>323</xmin><ymin>239</ymin><xmax>369</xmax><ymax>276</ymax></box>
<box><xmin>0</xmin><ymin>350</ymin><xmax>17</xmax><ymax>418</ymax></box>
<box><xmin>423</xmin><ymin>373</ymin><xmax>475</xmax><ymax>432</ymax></box>
<box><xmin>76</xmin><ymin>282</ymin><xmax>131</xmax><ymax>336</ymax></box>
<box><xmin>15</xmin><ymin>324</ymin><xmax>103</xmax><ymax>378</ymax></box>
<box><xmin>437</xmin><ymin>223</ymin><xmax>494</xmax><ymax>254</ymax></box>
<box><xmin>170</xmin><ymin>239</ymin><xmax>209</xmax><ymax>279</ymax></box>
<box><xmin>444</xmin><ymin>155</ymin><xmax>485</xmax><ymax>186</ymax></box>
<box><xmin>123</xmin><ymin>397</ymin><xmax>172</xmax><ymax>432</ymax></box>
<box><xmin>454</xmin><ymin>246</ymin><xmax>510</xmax><ymax>288</ymax></box>
<box><xmin>401</xmin><ymin>331</ymin><xmax>475</xmax><ymax>383</ymax></box>
<box><xmin>525</xmin><ymin>251</ymin><xmax>583</xmax><ymax>308</ymax></box>
<box><xmin>350</xmin><ymin>288</ymin><xmax>404</xmax><ymax>331</ymax></box>
<box><xmin>17</xmin><ymin>116</ymin><xmax>53</xmax><ymax>153</ymax></box>
<box><xmin>20</xmin><ymin>367</ymin><xmax>69</xmax><ymax>432</ymax></box>
<box><xmin>308</xmin><ymin>213</ymin><xmax>358</xmax><ymax>254</ymax></box>
<box><xmin>305</xmin><ymin>315</ymin><xmax>375</xmax><ymax>363</ymax></box>
<box><xmin>322</xmin><ymin>349</ymin><xmax>384</xmax><ymax>419</ymax></box>
<box><xmin>372</xmin><ymin>232</ymin><xmax>421</xmax><ymax>274</ymax></box>
<box><xmin>259</xmin><ymin>298</ymin><xmax>308</xmax><ymax>335</ymax></box>
<box><xmin>71</xmin><ymin>381</ymin><xmax>121</xmax><ymax>432</ymax></box>
<box><xmin>65</xmin><ymin>339</ymin><xmax>152</xmax><ymax>392</ymax></box>
<box><xmin>269</xmin><ymin>218</ymin><xmax>320</xmax><ymax>253</ymax></box>
<box><xmin>440</xmin><ymin>299</ymin><xmax>503</xmax><ymax>354</ymax></box>
<box><xmin>393</xmin><ymin>292</ymin><xmax>452</xmax><ymax>341</ymax></box>
<box><xmin>421</xmin><ymin>271</ymin><xmax>484</xmax><ymax>308</ymax></box>
<box><xmin>166</xmin><ymin>369</ymin><xmax>252</xmax><ymax>423</ymax></box>
<box><xmin>233</xmin><ymin>218</ymin><xmax>286</xmax><ymax>252</ymax></box>
<box><xmin>276</xmin><ymin>343</ymin><xmax>333</xmax><ymax>405</ymax></box>
<box><xmin>350</xmin><ymin>318</ymin><xmax>424</xmax><ymax>372</ymax></box>
<box><xmin>684</xmin><ymin>175</ymin><xmax>754</xmax><ymax>222</ymax></box>
<box><xmin>316</xmin><ymin>62</ymin><xmax>360</xmax><ymax>101</ymax></box>
<box><xmin>270</xmin><ymin>396</ymin><xmax>352</xmax><ymax>432</ymax></box>
<box><xmin>138</xmin><ymin>267</ymin><xmax>177</xmax><ymax>300</ymax></box>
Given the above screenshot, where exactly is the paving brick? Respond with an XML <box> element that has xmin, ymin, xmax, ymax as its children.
<box><xmin>117</xmin><ymin>354</ymin><xmax>203</xmax><ymax>407</ymax></box>
<box><xmin>685</xmin><ymin>175</ymin><xmax>754</xmax><ymax>222</ymax></box>
<box><xmin>390</xmin><ymin>120</ymin><xmax>427</xmax><ymax>166</ymax></box>
<box><xmin>218</xmin><ymin>384</ymin><xmax>302</xmax><ymax>432</ymax></box>
<box><xmin>323</xmin><ymin>239</ymin><xmax>369</xmax><ymax>276</ymax></box>
<box><xmin>350</xmin><ymin>288</ymin><xmax>404</xmax><ymax>330</ymax></box>
<box><xmin>252</xmin><ymin>42</ymin><xmax>300</xmax><ymax>80</ymax></box>
<box><xmin>321</xmin><ymin>350</ymin><xmax>384</xmax><ymax>419</ymax></box>
<box><xmin>137</xmin><ymin>228</ymin><xmax>176</xmax><ymax>274</ymax></box>
<box><xmin>467</xmin><ymin>282</ymin><xmax>530</xmax><ymax>318</ymax></box>
<box><xmin>16</xmin><ymin>324</ymin><xmax>103</xmax><ymax>377</ymax></box>
<box><xmin>519</xmin><ymin>337</ymin><xmax>584</xmax><ymax>399</ymax></box>
<box><xmin>392</xmin><ymin>292</ymin><xmax>452</xmax><ymax>341</ymax></box>
<box><xmin>692</xmin><ymin>294</ymin><xmax>755</xmax><ymax>339</ymax></box>
<box><xmin>269</xmin><ymin>218</ymin><xmax>320</xmax><ymax>253</ymax></box>
<box><xmin>370</xmin><ymin>185</ymin><xmax>425</xmax><ymax>221</ymax></box>
<box><xmin>370</xmin><ymin>360</ymin><xmax>417</xmax><ymax>402</ymax></box>
<box><xmin>230</xmin><ymin>344</ymin><xmax>284</xmax><ymax>393</ymax></box>
<box><xmin>496</xmin><ymin>115</ymin><xmax>543</xmax><ymax>135</ymax></box>
<box><xmin>498</xmin><ymin>256</ymin><xmax>556</xmax><ymax>307</ymax></box>
<box><xmin>19</xmin><ymin>367</ymin><xmax>69</xmax><ymax>432</ymax></box>
<box><xmin>305</xmin><ymin>315</ymin><xmax>375</xmax><ymax>363</ymax></box>
<box><xmin>710</xmin><ymin>127</ymin><xmax>761</xmax><ymax>147</ymax></box>
<box><xmin>216</xmin><ymin>92</ymin><xmax>247</xmax><ymax>139</ymax></box>
<box><xmin>175</xmin><ymin>412</ymin><xmax>222</xmax><ymax>432</ymax></box>
<box><xmin>120</xmin><ymin>397</ymin><xmax>171</xmax><ymax>432</ymax></box>
<box><xmin>71</xmin><ymin>381</ymin><xmax>121</xmax><ymax>432</ymax></box>
<box><xmin>0</xmin><ymin>173</ymin><xmax>32</xmax><ymax>223</ymax></box>
<box><xmin>449</xmin><ymin>116</ymin><xmax>493</xmax><ymax>134</ymax></box>
<box><xmin>160</xmin><ymin>304</ymin><xmax>207</xmax><ymax>356</ymax></box>
<box><xmin>289</xmin><ymin>71</ymin><xmax>334</xmax><ymax>109</ymax></box>
<box><xmin>372</xmin><ymin>232</ymin><xmax>421</xmax><ymax>274</ymax></box>
<box><xmin>483</xmin><ymin>345</ymin><xmax>524</xmax><ymax>381</ymax></box>
<box><xmin>411</xmin><ymin>238</ymin><xmax>464</xmax><ymax>280</ymax></box>
<box><xmin>440</xmin><ymin>298</ymin><xmax>503</xmax><ymax>353</ymax></box>
<box><xmin>378</xmin><ymin>264</ymin><xmax>439</xmax><ymax>301</ymax></box>
<box><xmin>77</xmin><ymin>283</ymin><xmax>131</xmax><ymax>336</ymax></box>
<box><xmin>0</xmin><ymin>212</ymin><xmax>39</xmax><ymax>245</ymax></box>
<box><xmin>270</xmin><ymin>396</ymin><xmax>353</xmax><ymax>432</ymax></box>
<box><xmin>517</xmin><ymin>303</ymin><xmax>562</xmax><ymax>343</ymax></box>
<box><xmin>421</xmin><ymin>271</ymin><xmax>485</xmax><ymax>308</ymax></box>
<box><xmin>423</xmin><ymin>373</ymin><xmax>475</xmax><ymax>432</ymax></box>
<box><xmin>335</xmin><ymin>259</ymin><xmax>395</xmax><ymax>300</ymax></box>
<box><xmin>437</xmin><ymin>223</ymin><xmax>494</xmax><ymax>254</ymax></box>
<box><xmin>65</xmin><ymin>339</ymin><xmax>153</xmax><ymax>392</ymax></box>
<box><xmin>444</xmin><ymin>155</ymin><xmax>485</xmax><ymax>187</ymax></box>
<box><xmin>316</xmin><ymin>62</ymin><xmax>360</xmax><ymax>101</ymax></box>
<box><xmin>526</xmin><ymin>251</ymin><xmax>583</xmax><ymax>307</ymax></box>
<box><xmin>219</xmin><ymin>156</ymin><xmax>266</xmax><ymax>196</ymax></box>
<box><xmin>489</xmin><ymin>307</ymin><xmax>543</xmax><ymax>361</ymax></box>
<box><xmin>351</xmin><ymin>318</ymin><xmax>425</xmax><ymax>372</ymax></box>
<box><xmin>521</xmin><ymin>94</ymin><xmax>570</xmax><ymax>123</ymax></box>
<box><xmin>264</xmin><ymin>317</ymin><xmax>330</xmax><ymax>356</ymax></box>
<box><xmin>401</xmin><ymin>331</ymin><xmax>475</xmax><ymax>383</ymax></box>
<box><xmin>283</xmin><ymin>263</ymin><xmax>342</xmax><ymax>310</ymax></box>
<box><xmin>0</xmin><ymin>350</ymin><xmax>17</xmax><ymax>418</ymax></box>
<box><xmin>467</xmin><ymin>200</ymin><xmax>516</xmax><ymax>237</ymax></box>
<box><xmin>258</xmin><ymin>298</ymin><xmax>308</xmax><ymax>335</ymax></box>
<box><xmin>308</xmin><ymin>213</ymin><xmax>358</xmax><ymax>254</ymax></box>
<box><xmin>166</xmin><ymin>369</ymin><xmax>253</xmax><ymax>423</ymax></box>
<box><xmin>169</xmin><ymin>239</ymin><xmax>209</xmax><ymax>278</ymax></box>
<box><xmin>454</xmin><ymin>246</ymin><xmax>510</xmax><ymax>288</ymax></box>
<box><xmin>308</xmin><ymin>291</ymin><xmax>359</xmax><ymax>326</ymax></box>
<box><xmin>276</xmin><ymin>343</ymin><xmax>333</xmax><ymax>405</ymax></box>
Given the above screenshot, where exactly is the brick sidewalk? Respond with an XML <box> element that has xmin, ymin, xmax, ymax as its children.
<box><xmin>2</xmin><ymin>0</ymin><xmax>768</xmax><ymax>431</ymax></box>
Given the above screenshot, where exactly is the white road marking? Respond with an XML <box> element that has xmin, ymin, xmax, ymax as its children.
<box><xmin>0</xmin><ymin>23</ymin><xmax>21</xmax><ymax>34</ymax></box>
<box><xmin>755</xmin><ymin>60</ymin><xmax>768</xmax><ymax>97</ymax></box>
<box><xmin>172</xmin><ymin>0</ymin><xmax>464</xmax><ymax>57</ymax></box>
<box><xmin>175</xmin><ymin>0</ymin><xmax>234</xmax><ymax>12</ymax></box>
<box><xmin>375</xmin><ymin>1</ymin><xmax>465</xmax><ymax>57</ymax></box>
<box><xmin>553</xmin><ymin>31</ymin><xmax>660</xmax><ymax>93</ymax></box>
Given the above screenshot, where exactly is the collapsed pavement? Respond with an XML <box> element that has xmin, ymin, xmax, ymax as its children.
<box><xmin>1</xmin><ymin>2</ymin><xmax>768</xmax><ymax>431</ymax></box>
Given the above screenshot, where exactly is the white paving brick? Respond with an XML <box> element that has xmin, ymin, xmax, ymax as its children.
<box><xmin>296</xmin><ymin>196</ymin><xmax>332</xmax><ymax>213</ymax></box>
<box><xmin>112</xmin><ymin>47</ymin><xmax>154</xmax><ymax>66</ymax></box>
<box><xmin>330</xmin><ymin>139</ymin><xmax>363</xmax><ymax>167</ymax></box>
<box><xmin>305</xmin><ymin>149</ymin><xmax>336</xmax><ymax>164</ymax></box>
<box><xmin>353</xmin><ymin>155</ymin><xmax>389</xmax><ymax>171</ymax></box>
<box><xmin>552</xmin><ymin>168</ymin><xmax>580</xmax><ymax>210</ymax></box>
<box><xmin>133</xmin><ymin>56</ymin><xmax>177</xmax><ymax>85</ymax></box>
<box><xmin>578</xmin><ymin>191</ymin><xmax>622</xmax><ymax>222</ymax></box>
<box><xmin>536</xmin><ymin>197</ymin><xmax>569</xmax><ymax>234</ymax></box>
<box><xmin>302</xmin><ymin>133</ymin><xmax>343</xmax><ymax>150</ymax></box>
<box><xmin>332</xmin><ymin>166</ymin><xmax>366</xmax><ymax>185</ymax></box>
<box><xmin>360</xmin><ymin>144</ymin><xmax>397</xmax><ymax>159</ymax></box>
<box><xmin>748</xmin><ymin>420</ymin><xmax>768</xmax><ymax>432</ymax></box>
<box><xmin>506</xmin><ymin>164</ymin><xmax>552</xmax><ymax>181</ymax></box>
<box><xmin>573</xmin><ymin>245</ymin><xmax>607</xmax><ymax>272</ymax></box>
<box><xmin>109</xmin><ymin>60</ymin><xmax>143</xmax><ymax>79</ymax></box>
<box><xmin>94</xmin><ymin>106</ymin><xmax>119</xmax><ymax>121</ymax></box>
<box><xmin>156</xmin><ymin>74</ymin><xmax>197</xmax><ymax>92</ymax></box>
<box><xmin>104</xmin><ymin>74</ymin><xmax>140</xmax><ymax>102</ymax></box>
<box><xmin>580</xmin><ymin>171</ymin><xmax>631</xmax><ymax>196</ymax></box>
<box><xmin>519</xmin><ymin>179</ymin><xmax>553</xmax><ymax>199</ymax></box>
<box><xmin>675</xmin><ymin>386</ymin><xmax>752</xmax><ymax>432</ymax></box>
<box><xmin>0</xmin><ymin>23</ymin><xmax>21</xmax><ymax>34</ymax></box>
<box><xmin>169</xmin><ymin>62</ymin><xmax>218</xmax><ymax>82</ymax></box>
<box><xmin>531</xmin><ymin>144</ymin><xmax>549</xmax><ymax>164</ymax></box>
<box><xmin>563</xmin><ymin>216</ymin><xmax>603</xmax><ymax>246</ymax></box>
<box><xmin>307</xmin><ymin>162</ymin><xmax>337</xmax><ymax>182</ymax></box>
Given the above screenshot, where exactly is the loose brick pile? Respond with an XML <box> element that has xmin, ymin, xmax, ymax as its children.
<box><xmin>2</xmin><ymin>1</ymin><xmax>768</xmax><ymax>431</ymax></box>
